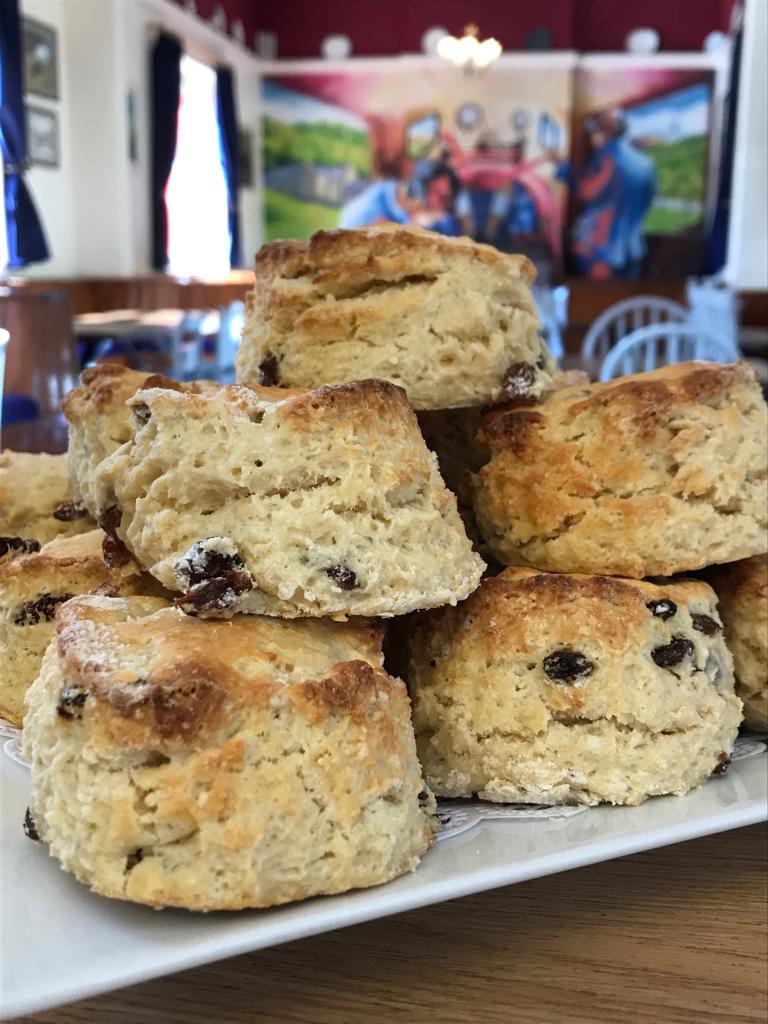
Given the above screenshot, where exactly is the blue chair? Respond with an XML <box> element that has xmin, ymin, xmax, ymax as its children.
<box><xmin>1</xmin><ymin>394</ymin><xmax>40</xmax><ymax>426</ymax></box>
<box><xmin>599</xmin><ymin>322</ymin><xmax>741</xmax><ymax>382</ymax></box>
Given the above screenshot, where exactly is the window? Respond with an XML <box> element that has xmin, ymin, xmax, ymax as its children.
<box><xmin>165</xmin><ymin>55</ymin><xmax>230</xmax><ymax>278</ymax></box>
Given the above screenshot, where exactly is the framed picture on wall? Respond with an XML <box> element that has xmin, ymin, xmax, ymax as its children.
<box><xmin>22</xmin><ymin>17</ymin><xmax>59</xmax><ymax>100</ymax></box>
<box><xmin>26</xmin><ymin>105</ymin><xmax>60</xmax><ymax>168</ymax></box>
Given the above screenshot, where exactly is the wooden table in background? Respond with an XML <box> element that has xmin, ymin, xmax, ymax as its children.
<box><xmin>14</xmin><ymin>825</ymin><xmax>767</xmax><ymax>1024</ymax></box>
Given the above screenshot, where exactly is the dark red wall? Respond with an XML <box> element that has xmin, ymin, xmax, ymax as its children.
<box><xmin>173</xmin><ymin>0</ymin><xmax>737</xmax><ymax>56</ymax></box>
<box><xmin>171</xmin><ymin>0</ymin><xmax>262</xmax><ymax>47</ymax></box>
<box><xmin>260</xmin><ymin>0</ymin><xmax>737</xmax><ymax>55</ymax></box>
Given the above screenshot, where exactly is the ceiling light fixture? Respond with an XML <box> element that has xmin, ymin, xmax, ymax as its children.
<box><xmin>436</xmin><ymin>24</ymin><xmax>502</xmax><ymax>72</ymax></box>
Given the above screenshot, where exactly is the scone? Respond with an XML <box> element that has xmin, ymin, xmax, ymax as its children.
<box><xmin>62</xmin><ymin>364</ymin><xmax>218</xmax><ymax>517</ymax></box>
<box><xmin>417</xmin><ymin>373</ymin><xmax>591</xmax><ymax>523</ymax></box>
<box><xmin>709</xmin><ymin>555</ymin><xmax>768</xmax><ymax>730</ymax></box>
<box><xmin>408</xmin><ymin>567</ymin><xmax>742</xmax><ymax>806</ymax></box>
<box><xmin>0</xmin><ymin>450</ymin><xmax>95</xmax><ymax>558</ymax></box>
<box><xmin>0</xmin><ymin>530</ymin><xmax>159</xmax><ymax>726</ymax></box>
<box><xmin>473</xmin><ymin>362</ymin><xmax>768</xmax><ymax>577</ymax></box>
<box><xmin>23</xmin><ymin>593</ymin><xmax>436</xmax><ymax>910</ymax></box>
<box><xmin>236</xmin><ymin>225</ymin><xmax>555</xmax><ymax>410</ymax></box>
<box><xmin>97</xmin><ymin>378</ymin><xmax>485</xmax><ymax>618</ymax></box>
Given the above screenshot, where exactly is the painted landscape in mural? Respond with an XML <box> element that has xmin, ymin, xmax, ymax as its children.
<box><xmin>262</xmin><ymin>60</ymin><xmax>717</xmax><ymax>280</ymax></box>
<box><xmin>262</xmin><ymin>63</ymin><xmax>573</xmax><ymax>280</ymax></box>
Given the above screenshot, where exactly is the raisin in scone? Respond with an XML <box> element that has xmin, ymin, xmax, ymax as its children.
<box><xmin>0</xmin><ymin>450</ymin><xmax>95</xmax><ymax>559</ymax></box>
<box><xmin>23</xmin><ymin>594</ymin><xmax>436</xmax><ymax>910</ymax></box>
<box><xmin>709</xmin><ymin>555</ymin><xmax>768</xmax><ymax>730</ymax></box>
<box><xmin>97</xmin><ymin>378</ymin><xmax>484</xmax><ymax>618</ymax></box>
<box><xmin>62</xmin><ymin>364</ymin><xmax>218</xmax><ymax>517</ymax></box>
<box><xmin>0</xmin><ymin>530</ymin><xmax>161</xmax><ymax>726</ymax></box>
<box><xmin>408</xmin><ymin>567</ymin><xmax>741</xmax><ymax>806</ymax></box>
<box><xmin>473</xmin><ymin>362</ymin><xmax>768</xmax><ymax>577</ymax></box>
<box><xmin>236</xmin><ymin>225</ymin><xmax>554</xmax><ymax>411</ymax></box>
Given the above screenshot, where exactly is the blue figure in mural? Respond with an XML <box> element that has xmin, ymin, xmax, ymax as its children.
<box><xmin>454</xmin><ymin>136</ymin><xmax>501</xmax><ymax>241</ymax></box>
<box><xmin>553</xmin><ymin>108</ymin><xmax>656</xmax><ymax>279</ymax></box>
<box><xmin>339</xmin><ymin>169</ymin><xmax>413</xmax><ymax>228</ymax></box>
<box><xmin>487</xmin><ymin>140</ymin><xmax>540</xmax><ymax>250</ymax></box>
<box><xmin>407</xmin><ymin>141</ymin><xmax>462</xmax><ymax>236</ymax></box>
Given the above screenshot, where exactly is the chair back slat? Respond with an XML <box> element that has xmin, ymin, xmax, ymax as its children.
<box><xmin>581</xmin><ymin>296</ymin><xmax>688</xmax><ymax>368</ymax></box>
<box><xmin>599</xmin><ymin>323</ymin><xmax>740</xmax><ymax>382</ymax></box>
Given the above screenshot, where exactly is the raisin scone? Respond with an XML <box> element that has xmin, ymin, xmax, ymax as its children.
<box><xmin>0</xmin><ymin>530</ymin><xmax>161</xmax><ymax>726</ymax></box>
<box><xmin>236</xmin><ymin>225</ymin><xmax>555</xmax><ymax>411</ymax></box>
<box><xmin>0</xmin><ymin>450</ymin><xmax>95</xmax><ymax>560</ymax></box>
<box><xmin>62</xmin><ymin>364</ymin><xmax>218</xmax><ymax>517</ymax></box>
<box><xmin>97</xmin><ymin>378</ymin><xmax>485</xmax><ymax>618</ymax></box>
<box><xmin>708</xmin><ymin>555</ymin><xmax>768</xmax><ymax>730</ymax></box>
<box><xmin>473</xmin><ymin>362</ymin><xmax>768</xmax><ymax>577</ymax></box>
<box><xmin>23</xmin><ymin>593</ymin><xmax>436</xmax><ymax>910</ymax></box>
<box><xmin>408</xmin><ymin>567</ymin><xmax>742</xmax><ymax>806</ymax></box>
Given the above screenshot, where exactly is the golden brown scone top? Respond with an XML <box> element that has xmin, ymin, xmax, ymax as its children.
<box><xmin>416</xmin><ymin>566</ymin><xmax>721</xmax><ymax>660</ymax></box>
<box><xmin>61</xmin><ymin>363</ymin><xmax>218</xmax><ymax>422</ymax></box>
<box><xmin>52</xmin><ymin>594</ymin><xmax>389</xmax><ymax>746</ymax></box>
<box><xmin>255</xmin><ymin>225</ymin><xmax>537</xmax><ymax>286</ymax></box>
<box><xmin>129</xmin><ymin>377</ymin><xmax>417</xmax><ymax>436</ymax></box>
<box><xmin>0</xmin><ymin>529</ymin><xmax>141</xmax><ymax>587</ymax></box>
<box><xmin>481</xmin><ymin>360</ymin><xmax>761</xmax><ymax>449</ymax></box>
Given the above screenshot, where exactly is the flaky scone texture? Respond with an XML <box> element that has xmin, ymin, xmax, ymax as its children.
<box><xmin>23</xmin><ymin>594</ymin><xmax>436</xmax><ymax>910</ymax></box>
<box><xmin>98</xmin><ymin>379</ymin><xmax>484</xmax><ymax>618</ymax></box>
<box><xmin>709</xmin><ymin>555</ymin><xmax>768</xmax><ymax>730</ymax></box>
<box><xmin>0</xmin><ymin>530</ymin><xmax>157</xmax><ymax>726</ymax></box>
<box><xmin>0</xmin><ymin>450</ymin><xmax>95</xmax><ymax>557</ymax></box>
<box><xmin>236</xmin><ymin>225</ymin><xmax>554</xmax><ymax>410</ymax></box>
<box><xmin>473</xmin><ymin>362</ymin><xmax>768</xmax><ymax>577</ymax></box>
<box><xmin>408</xmin><ymin>567</ymin><xmax>741</xmax><ymax>806</ymax></box>
<box><xmin>62</xmin><ymin>364</ymin><xmax>218</xmax><ymax>517</ymax></box>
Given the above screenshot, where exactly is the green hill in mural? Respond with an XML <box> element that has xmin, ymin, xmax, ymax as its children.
<box><xmin>263</xmin><ymin>116</ymin><xmax>371</xmax><ymax>176</ymax></box>
<box><xmin>265</xmin><ymin>187</ymin><xmax>339</xmax><ymax>241</ymax></box>
<box><xmin>644</xmin><ymin>134</ymin><xmax>707</xmax><ymax>200</ymax></box>
<box><xmin>640</xmin><ymin>134</ymin><xmax>707</xmax><ymax>233</ymax></box>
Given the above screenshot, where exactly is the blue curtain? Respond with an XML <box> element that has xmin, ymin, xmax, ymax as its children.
<box><xmin>706</xmin><ymin>22</ymin><xmax>742</xmax><ymax>274</ymax></box>
<box><xmin>150</xmin><ymin>32</ymin><xmax>181</xmax><ymax>270</ymax></box>
<box><xmin>216</xmin><ymin>66</ymin><xmax>241</xmax><ymax>267</ymax></box>
<box><xmin>0</xmin><ymin>0</ymin><xmax>50</xmax><ymax>266</ymax></box>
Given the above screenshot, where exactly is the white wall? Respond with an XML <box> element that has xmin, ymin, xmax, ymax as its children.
<box><xmin>725</xmin><ymin>0</ymin><xmax>768</xmax><ymax>290</ymax></box>
<box><xmin>18</xmin><ymin>0</ymin><xmax>77</xmax><ymax>276</ymax></box>
<box><xmin>14</xmin><ymin>0</ymin><xmax>263</xmax><ymax>278</ymax></box>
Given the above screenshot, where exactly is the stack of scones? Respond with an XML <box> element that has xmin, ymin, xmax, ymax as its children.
<box><xmin>1</xmin><ymin>225</ymin><xmax>765</xmax><ymax>911</ymax></box>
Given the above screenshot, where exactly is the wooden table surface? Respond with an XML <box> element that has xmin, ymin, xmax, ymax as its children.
<box><xmin>14</xmin><ymin>824</ymin><xmax>767</xmax><ymax>1024</ymax></box>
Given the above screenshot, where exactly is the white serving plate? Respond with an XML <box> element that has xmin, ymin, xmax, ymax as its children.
<box><xmin>1</xmin><ymin>739</ymin><xmax>766</xmax><ymax>1019</ymax></box>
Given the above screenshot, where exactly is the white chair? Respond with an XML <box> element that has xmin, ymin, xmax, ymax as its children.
<box><xmin>216</xmin><ymin>300</ymin><xmax>245</xmax><ymax>382</ymax></box>
<box><xmin>533</xmin><ymin>285</ymin><xmax>568</xmax><ymax>362</ymax></box>
<box><xmin>598</xmin><ymin>322</ymin><xmax>740</xmax><ymax>382</ymax></box>
<box><xmin>582</xmin><ymin>296</ymin><xmax>688</xmax><ymax>367</ymax></box>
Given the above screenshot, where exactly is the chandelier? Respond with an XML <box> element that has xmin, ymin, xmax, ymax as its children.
<box><xmin>436</xmin><ymin>24</ymin><xmax>502</xmax><ymax>71</ymax></box>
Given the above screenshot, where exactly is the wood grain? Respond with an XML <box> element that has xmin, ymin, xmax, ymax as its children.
<box><xmin>15</xmin><ymin>824</ymin><xmax>767</xmax><ymax>1024</ymax></box>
